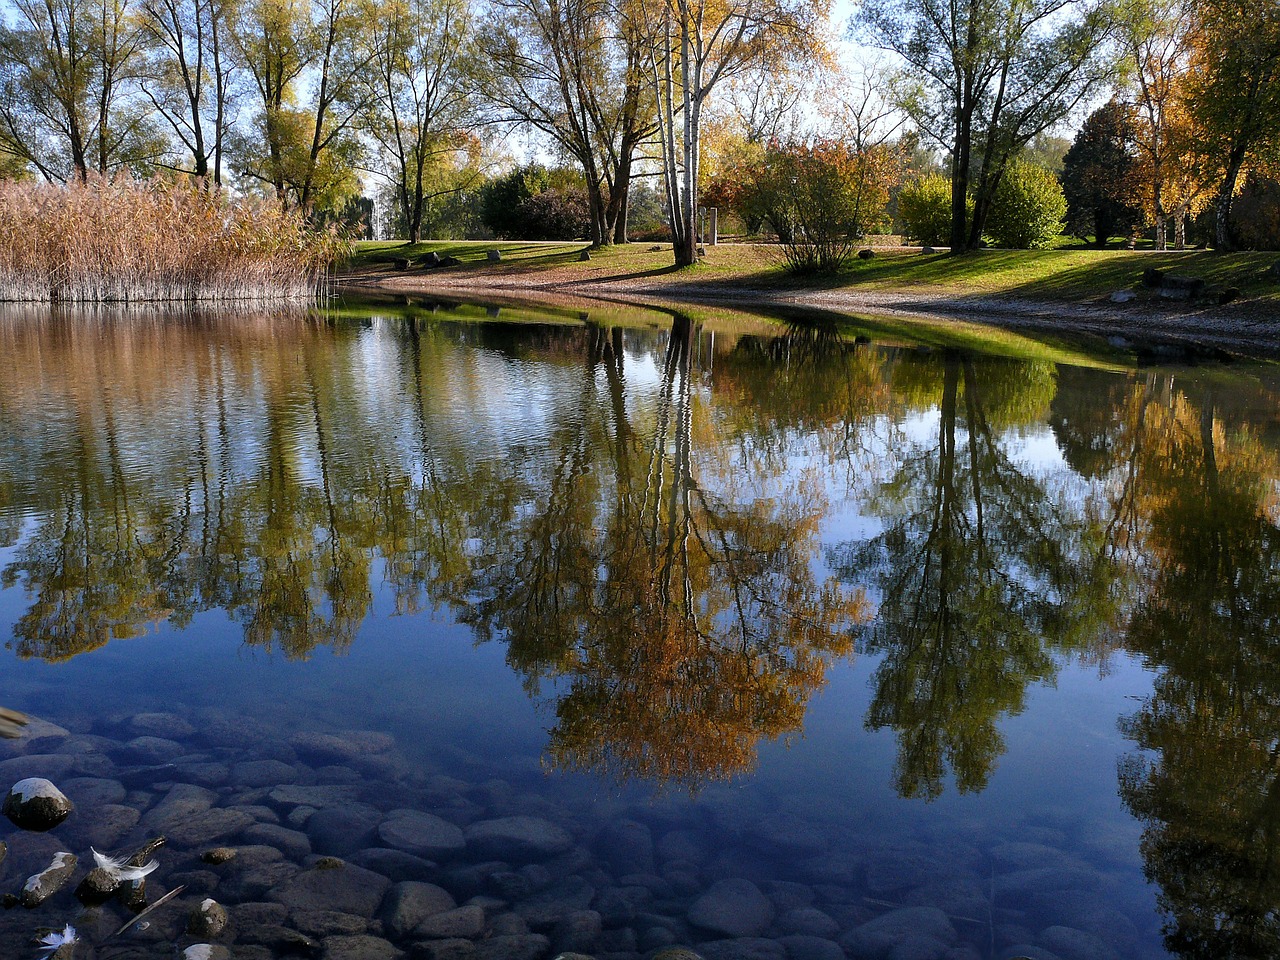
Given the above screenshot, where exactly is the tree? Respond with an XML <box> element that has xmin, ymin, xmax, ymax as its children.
<box><xmin>231</xmin><ymin>0</ymin><xmax>370</xmax><ymax>214</ymax></box>
<box><xmin>0</xmin><ymin>0</ymin><xmax>159</xmax><ymax>179</ymax></box>
<box><xmin>829</xmin><ymin>352</ymin><xmax>1115</xmax><ymax>799</ymax></box>
<box><xmin>138</xmin><ymin>0</ymin><xmax>236</xmax><ymax>182</ymax></box>
<box><xmin>984</xmin><ymin>156</ymin><xmax>1066</xmax><ymax>248</ymax></box>
<box><xmin>478</xmin><ymin>0</ymin><xmax>652</xmax><ymax>245</ymax></box>
<box><xmin>1186</xmin><ymin>0</ymin><xmax>1280</xmax><ymax>249</ymax></box>
<box><xmin>1060</xmin><ymin>100</ymin><xmax>1141</xmax><ymax>246</ymax></box>
<box><xmin>1116</xmin><ymin>0</ymin><xmax>1194</xmax><ymax>249</ymax></box>
<box><xmin>857</xmin><ymin>0</ymin><xmax>1114</xmax><ymax>252</ymax></box>
<box><xmin>634</xmin><ymin>0</ymin><xmax>827</xmax><ymax>265</ymax></box>
<box><xmin>361</xmin><ymin>0</ymin><xmax>477</xmax><ymax>242</ymax></box>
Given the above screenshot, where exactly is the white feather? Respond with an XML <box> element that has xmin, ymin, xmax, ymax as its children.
<box><xmin>36</xmin><ymin>923</ymin><xmax>77</xmax><ymax>956</ymax></box>
<box><xmin>91</xmin><ymin>848</ymin><xmax>159</xmax><ymax>882</ymax></box>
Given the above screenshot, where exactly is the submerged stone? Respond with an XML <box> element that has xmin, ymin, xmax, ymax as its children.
<box><xmin>4</xmin><ymin>778</ymin><xmax>73</xmax><ymax>831</ymax></box>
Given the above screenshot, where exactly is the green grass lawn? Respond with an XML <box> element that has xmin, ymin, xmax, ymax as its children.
<box><xmin>345</xmin><ymin>239</ymin><xmax>1280</xmax><ymax>305</ymax></box>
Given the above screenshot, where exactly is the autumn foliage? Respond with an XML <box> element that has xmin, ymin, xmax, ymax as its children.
<box><xmin>708</xmin><ymin>139</ymin><xmax>903</xmax><ymax>272</ymax></box>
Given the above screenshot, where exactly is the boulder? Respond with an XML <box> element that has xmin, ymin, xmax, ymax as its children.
<box><xmin>20</xmin><ymin>851</ymin><xmax>78</xmax><ymax>907</ymax></box>
<box><xmin>687</xmin><ymin>878</ymin><xmax>774</xmax><ymax>938</ymax></box>
<box><xmin>4</xmin><ymin>778</ymin><xmax>74</xmax><ymax>831</ymax></box>
<box><xmin>464</xmin><ymin>816</ymin><xmax>572</xmax><ymax>861</ymax></box>
<box><xmin>380</xmin><ymin>810</ymin><xmax>466</xmax><ymax>859</ymax></box>
<box><xmin>269</xmin><ymin>861</ymin><xmax>391</xmax><ymax>918</ymax></box>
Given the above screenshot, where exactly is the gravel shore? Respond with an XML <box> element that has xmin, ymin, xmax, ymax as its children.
<box><xmin>342</xmin><ymin>262</ymin><xmax>1280</xmax><ymax>360</ymax></box>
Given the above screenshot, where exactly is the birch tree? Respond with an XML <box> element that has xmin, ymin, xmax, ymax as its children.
<box><xmin>635</xmin><ymin>0</ymin><xmax>826</xmax><ymax>265</ymax></box>
<box><xmin>1117</xmin><ymin>0</ymin><xmax>1194</xmax><ymax>249</ymax></box>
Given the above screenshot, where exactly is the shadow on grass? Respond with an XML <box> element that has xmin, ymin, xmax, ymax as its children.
<box><xmin>685</xmin><ymin>248</ymin><xmax>1280</xmax><ymax>302</ymax></box>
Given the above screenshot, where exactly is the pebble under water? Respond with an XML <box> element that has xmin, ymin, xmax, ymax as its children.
<box><xmin>0</xmin><ymin>706</ymin><xmax>1153</xmax><ymax>960</ymax></box>
<box><xmin>6</xmin><ymin>298</ymin><xmax>1280</xmax><ymax>960</ymax></box>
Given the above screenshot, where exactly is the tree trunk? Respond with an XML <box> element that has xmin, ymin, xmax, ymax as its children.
<box><xmin>1214</xmin><ymin>146</ymin><xmax>1247</xmax><ymax>250</ymax></box>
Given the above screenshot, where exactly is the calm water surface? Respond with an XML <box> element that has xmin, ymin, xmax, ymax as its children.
<box><xmin>0</xmin><ymin>299</ymin><xmax>1277</xmax><ymax>960</ymax></box>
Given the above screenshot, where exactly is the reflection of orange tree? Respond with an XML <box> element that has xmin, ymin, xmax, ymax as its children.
<box><xmin>831</xmin><ymin>352</ymin><xmax>1121</xmax><ymax>799</ymax></box>
<box><xmin>1116</xmin><ymin>384</ymin><xmax>1280</xmax><ymax>959</ymax></box>
<box><xmin>464</xmin><ymin>316</ymin><xmax>867</xmax><ymax>789</ymax></box>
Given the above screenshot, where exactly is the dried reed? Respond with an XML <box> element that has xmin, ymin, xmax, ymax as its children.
<box><xmin>0</xmin><ymin>175</ymin><xmax>347</xmax><ymax>302</ymax></box>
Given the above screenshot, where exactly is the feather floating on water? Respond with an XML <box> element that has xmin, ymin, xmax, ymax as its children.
<box><xmin>91</xmin><ymin>848</ymin><xmax>159</xmax><ymax>882</ymax></box>
<box><xmin>35</xmin><ymin>924</ymin><xmax>77</xmax><ymax>957</ymax></box>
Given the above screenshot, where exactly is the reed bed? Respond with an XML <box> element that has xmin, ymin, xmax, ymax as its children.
<box><xmin>0</xmin><ymin>176</ymin><xmax>347</xmax><ymax>302</ymax></box>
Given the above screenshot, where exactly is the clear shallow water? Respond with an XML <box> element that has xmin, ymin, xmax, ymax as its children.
<box><xmin>0</xmin><ymin>299</ymin><xmax>1277</xmax><ymax>959</ymax></box>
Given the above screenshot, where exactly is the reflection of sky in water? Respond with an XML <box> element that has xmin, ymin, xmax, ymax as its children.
<box><xmin>3</xmin><ymin>303</ymin><xmax>1279</xmax><ymax>958</ymax></box>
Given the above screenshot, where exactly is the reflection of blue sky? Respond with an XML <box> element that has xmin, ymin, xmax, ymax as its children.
<box><xmin>0</xmin><ymin>313</ymin><xmax>1215</xmax><ymax>959</ymax></box>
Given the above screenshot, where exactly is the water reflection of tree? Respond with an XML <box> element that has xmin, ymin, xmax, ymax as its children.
<box><xmin>463</xmin><ymin>316</ymin><xmax>867</xmax><ymax>789</ymax></box>
<box><xmin>1116</xmin><ymin>383</ymin><xmax>1280</xmax><ymax>959</ymax></box>
<box><xmin>0</xmin><ymin>316</ymin><xmax>377</xmax><ymax>660</ymax></box>
<box><xmin>829</xmin><ymin>352</ymin><xmax>1121</xmax><ymax>799</ymax></box>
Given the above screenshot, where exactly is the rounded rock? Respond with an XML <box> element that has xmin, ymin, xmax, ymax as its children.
<box><xmin>464</xmin><ymin>816</ymin><xmax>573</xmax><ymax>861</ymax></box>
<box><xmin>378</xmin><ymin>810</ymin><xmax>465</xmax><ymax>859</ymax></box>
<box><xmin>4</xmin><ymin>778</ymin><xmax>74</xmax><ymax>831</ymax></box>
<box><xmin>189</xmin><ymin>898</ymin><xmax>231</xmax><ymax>937</ymax></box>
<box><xmin>687</xmin><ymin>878</ymin><xmax>774</xmax><ymax>938</ymax></box>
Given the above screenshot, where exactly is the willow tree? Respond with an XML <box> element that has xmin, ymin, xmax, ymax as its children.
<box><xmin>138</xmin><ymin>0</ymin><xmax>236</xmax><ymax>182</ymax></box>
<box><xmin>634</xmin><ymin>0</ymin><xmax>827</xmax><ymax>265</ymax></box>
<box><xmin>231</xmin><ymin>0</ymin><xmax>371</xmax><ymax>213</ymax></box>
<box><xmin>858</xmin><ymin>0</ymin><xmax>1114</xmax><ymax>252</ymax></box>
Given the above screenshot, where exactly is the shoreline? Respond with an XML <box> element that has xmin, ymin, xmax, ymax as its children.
<box><xmin>340</xmin><ymin>264</ymin><xmax>1280</xmax><ymax>361</ymax></box>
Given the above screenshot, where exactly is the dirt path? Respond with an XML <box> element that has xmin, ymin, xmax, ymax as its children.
<box><xmin>341</xmin><ymin>259</ymin><xmax>1280</xmax><ymax>360</ymax></box>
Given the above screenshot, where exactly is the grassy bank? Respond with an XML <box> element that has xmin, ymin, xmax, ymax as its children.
<box><xmin>346</xmin><ymin>240</ymin><xmax>1280</xmax><ymax>306</ymax></box>
<box><xmin>0</xmin><ymin>177</ymin><xmax>346</xmax><ymax>303</ymax></box>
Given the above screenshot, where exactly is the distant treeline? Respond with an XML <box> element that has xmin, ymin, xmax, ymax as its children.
<box><xmin>0</xmin><ymin>0</ymin><xmax>1275</xmax><ymax>262</ymax></box>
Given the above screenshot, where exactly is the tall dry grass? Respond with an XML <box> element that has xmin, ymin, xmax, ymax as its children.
<box><xmin>0</xmin><ymin>175</ymin><xmax>348</xmax><ymax>302</ymax></box>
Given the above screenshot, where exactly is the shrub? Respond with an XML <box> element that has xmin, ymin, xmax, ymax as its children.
<box><xmin>479</xmin><ymin>165</ymin><xmax>589</xmax><ymax>240</ymax></box>
<box><xmin>775</xmin><ymin>140</ymin><xmax>902</xmax><ymax>273</ymax></box>
<box><xmin>0</xmin><ymin>174</ymin><xmax>345</xmax><ymax>302</ymax></box>
<box><xmin>897</xmin><ymin>174</ymin><xmax>957</xmax><ymax>246</ymax></box>
<box><xmin>985</xmin><ymin>160</ymin><xmax>1067</xmax><ymax>249</ymax></box>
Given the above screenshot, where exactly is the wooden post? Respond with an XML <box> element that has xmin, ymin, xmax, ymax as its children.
<box><xmin>709</xmin><ymin>207</ymin><xmax>718</xmax><ymax>245</ymax></box>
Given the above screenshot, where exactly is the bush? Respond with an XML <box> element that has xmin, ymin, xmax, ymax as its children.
<box><xmin>897</xmin><ymin>174</ymin><xmax>960</xmax><ymax>246</ymax></box>
<box><xmin>479</xmin><ymin>165</ymin><xmax>589</xmax><ymax>240</ymax></box>
<box><xmin>985</xmin><ymin>160</ymin><xmax>1067</xmax><ymax>249</ymax></box>
<box><xmin>774</xmin><ymin>141</ymin><xmax>901</xmax><ymax>273</ymax></box>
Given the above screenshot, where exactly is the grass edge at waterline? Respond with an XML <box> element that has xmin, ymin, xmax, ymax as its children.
<box><xmin>0</xmin><ymin>176</ymin><xmax>347</xmax><ymax>303</ymax></box>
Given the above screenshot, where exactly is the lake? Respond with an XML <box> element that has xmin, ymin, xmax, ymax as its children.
<box><xmin>1</xmin><ymin>297</ymin><xmax>1277</xmax><ymax>960</ymax></box>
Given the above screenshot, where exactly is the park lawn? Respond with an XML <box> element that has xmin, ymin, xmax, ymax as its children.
<box><xmin>345</xmin><ymin>240</ymin><xmax>1280</xmax><ymax>305</ymax></box>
